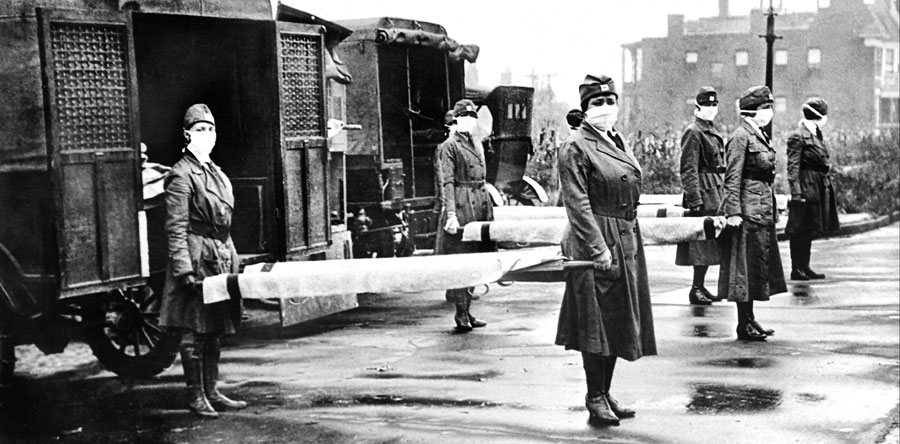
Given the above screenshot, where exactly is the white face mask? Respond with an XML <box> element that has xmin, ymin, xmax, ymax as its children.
<box><xmin>749</xmin><ymin>108</ymin><xmax>773</xmax><ymax>127</ymax></box>
<box><xmin>455</xmin><ymin>116</ymin><xmax>477</xmax><ymax>134</ymax></box>
<box><xmin>186</xmin><ymin>130</ymin><xmax>216</xmax><ymax>162</ymax></box>
<box><xmin>818</xmin><ymin>115</ymin><xmax>828</xmax><ymax>127</ymax></box>
<box><xmin>584</xmin><ymin>105</ymin><xmax>618</xmax><ymax>131</ymax></box>
<box><xmin>695</xmin><ymin>105</ymin><xmax>718</xmax><ymax>122</ymax></box>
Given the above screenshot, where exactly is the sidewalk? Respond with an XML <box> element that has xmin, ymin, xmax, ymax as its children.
<box><xmin>776</xmin><ymin>210</ymin><xmax>900</xmax><ymax>240</ymax></box>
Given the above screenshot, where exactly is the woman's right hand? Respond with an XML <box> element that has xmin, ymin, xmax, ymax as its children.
<box><xmin>726</xmin><ymin>215</ymin><xmax>743</xmax><ymax>228</ymax></box>
<box><xmin>593</xmin><ymin>249</ymin><xmax>613</xmax><ymax>271</ymax></box>
<box><xmin>443</xmin><ymin>214</ymin><xmax>460</xmax><ymax>234</ymax></box>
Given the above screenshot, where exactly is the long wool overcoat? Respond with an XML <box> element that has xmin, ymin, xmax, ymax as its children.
<box><xmin>433</xmin><ymin>131</ymin><xmax>495</xmax><ymax>256</ymax></box>
<box><xmin>676</xmin><ymin>117</ymin><xmax>725</xmax><ymax>266</ymax></box>
<box><xmin>785</xmin><ymin>123</ymin><xmax>840</xmax><ymax>235</ymax></box>
<box><xmin>160</xmin><ymin>152</ymin><xmax>241</xmax><ymax>334</ymax></box>
<box><xmin>555</xmin><ymin>124</ymin><xmax>656</xmax><ymax>362</ymax></box>
<box><xmin>717</xmin><ymin>119</ymin><xmax>787</xmax><ymax>302</ymax></box>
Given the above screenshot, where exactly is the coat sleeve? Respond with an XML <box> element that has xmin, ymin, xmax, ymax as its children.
<box><xmin>721</xmin><ymin>130</ymin><xmax>748</xmax><ymax>217</ymax></box>
<box><xmin>679</xmin><ymin>127</ymin><xmax>702</xmax><ymax>209</ymax></box>
<box><xmin>164</xmin><ymin>170</ymin><xmax>194</xmax><ymax>283</ymax></box>
<box><xmin>435</xmin><ymin>142</ymin><xmax>457</xmax><ymax>216</ymax></box>
<box><xmin>786</xmin><ymin>133</ymin><xmax>803</xmax><ymax>198</ymax></box>
<box><xmin>559</xmin><ymin>141</ymin><xmax>607</xmax><ymax>258</ymax></box>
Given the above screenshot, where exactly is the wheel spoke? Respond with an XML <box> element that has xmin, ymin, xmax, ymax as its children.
<box><xmin>140</xmin><ymin>328</ymin><xmax>157</xmax><ymax>348</ymax></box>
<box><xmin>132</xmin><ymin>333</ymin><xmax>142</xmax><ymax>357</ymax></box>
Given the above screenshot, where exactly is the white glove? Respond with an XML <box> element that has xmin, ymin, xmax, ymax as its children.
<box><xmin>444</xmin><ymin>214</ymin><xmax>460</xmax><ymax>234</ymax></box>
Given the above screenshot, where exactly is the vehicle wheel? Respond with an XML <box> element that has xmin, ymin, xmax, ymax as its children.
<box><xmin>83</xmin><ymin>287</ymin><xmax>178</xmax><ymax>379</ymax></box>
<box><xmin>505</xmin><ymin>180</ymin><xmax>541</xmax><ymax>206</ymax></box>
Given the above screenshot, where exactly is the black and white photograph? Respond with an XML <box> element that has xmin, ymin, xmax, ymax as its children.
<box><xmin>0</xmin><ymin>0</ymin><xmax>898</xmax><ymax>443</ymax></box>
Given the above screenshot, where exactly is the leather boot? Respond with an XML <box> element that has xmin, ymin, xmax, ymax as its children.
<box><xmin>466</xmin><ymin>292</ymin><xmax>486</xmax><ymax>328</ymax></box>
<box><xmin>790</xmin><ymin>268</ymin><xmax>811</xmax><ymax>281</ymax></box>
<box><xmin>802</xmin><ymin>266</ymin><xmax>825</xmax><ymax>280</ymax></box>
<box><xmin>203</xmin><ymin>338</ymin><xmax>247</xmax><ymax>410</ymax></box>
<box><xmin>453</xmin><ymin>293</ymin><xmax>472</xmax><ymax>332</ymax></box>
<box><xmin>180</xmin><ymin>344</ymin><xmax>218</xmax><ymax>418</ymax></box>
<box><xmin>688</xmin><ymin>286</ymin><xmax>714</xmax><ymax>305</ymax></box>
<box><xmin>605</xmin><ymin>393</ymin><xmax>635</xmax><ymax>418</ymax></box>
<box><xmin>736</xmin><ymin>303</ymin><xmax>766</xmax><ymax>342</ymax></box>
<box><xmin>585</xmin><ymin>394</ymin><xmax>620</xmax><ymax>426</ymax></box>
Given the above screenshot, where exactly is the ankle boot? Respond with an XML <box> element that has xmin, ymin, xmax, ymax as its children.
<box><xmin>688</xmin><ymin>285</ymin><xmax>714</xmax><ymax>305</ymax></box>
<box><xmin>466</xmin><ymin>295</ymin><xmax>486</xmax><ymax>328</ymax></box>
<box><xmin>736</xmin><ymin>323</ymin><xmax>767</xmax><ymax>341</ymax></box>
<box><xmin>803</xmin><ymin>266</ymin><xmax>825</xmax><ymax>279</ymax></box>
<box><xmin>790</xmin><ymin>268</ymin><xmax>811</xmax><ymax>281</ymax></box>
<box><xmin>585</xmin><ymin>394</ymin><xmax>620</xmax><ymax>426</ymax></box>
<box><xmin>605</xmin><ymin>393</ymin><xmax>635</xmax><ymax>418</ymax></box>
<box><xmin>454</xmin><ymin>298</ymin><xmax>472</xmax><ymax>332</ymax></box>
<box><xmin>180</xmin><ymin>344</ymin><xmax>218</xmax><ymax>418</ymax></box>
<box><xmin>203</xmin><ymin>339</ymin><xmax>247</xmax><ymax>410</ymax></box>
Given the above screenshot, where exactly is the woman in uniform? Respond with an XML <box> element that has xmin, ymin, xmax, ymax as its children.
<box><xmin>556</xmin><ymin>74</ymin><xmax>656</xmax><ymax>426</ymax></box>
<box><xmin>677</xmin><ymin>86</ymin><xmax>726</xmax><ymax>305</ymax></box>
<box><xmin>785</xmin><ymin>98</ymin><xmax>839</xmax><ymax>280</ymax></box>
<box><xmin>718</xmin><ymin>86</ymin><xmax>787</xmax><ymax>341</ymax></box>
<box><xmin>161</xmin><ymin>104</ymin><xmax>246</xmax><ymax>418</ymax></box>
<box><xmin>434</xmin><ymin>99</ymin><xmax>496</xmax><ymax>332</ymax></box>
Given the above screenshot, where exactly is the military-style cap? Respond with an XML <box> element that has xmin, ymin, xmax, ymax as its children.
<box><xmin>566</xmin><ymin>109</ymin><xmax>584</xmax><ymax>128</ymax></box>
<box><xmin>738</xmin><ymin>85</ymin><xmax>774</xmax><ymax>110</ymax></box>
<box><xmin>183</xmin><ymin>103</ymin><xmax>215</xmax><ymax>129</ymax></box>
<box><xmin>579</xmin><ymin>74</ymin><xmax>617</xmax><ymax>111</ymax></box>
<box><xmin>452</xmin><ymin>99</ymin><xmax>478</xmax><ymax>117</ymax></box>
<box><xmin>803</xmin><ymin>97</ymin><xmax>828</xmax><ymax>117</ymax></box>
<box><xmin>696</xmin><ymin>86</ymin><xmax>718</xmax><ymax>106</ymax></box>
<box><xmin>444</xmin><ymin>109</ymin><xmax>456</xmax><ymax>126</ymax></box>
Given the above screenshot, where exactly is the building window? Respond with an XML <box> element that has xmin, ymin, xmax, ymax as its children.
<box><xmin>623</xmin><ymin>48</ymin><xmax>634</xmax><ymax>83</ymax></box>
<box><xmin>685</xmin><ymin>51</ymin><xmax>698</xmax><ymax>64</ymax></box>
<box><xmin>775</xmin><ymin>50</ymin><xmax>788</xmax><ymax>66</ymax></box>
<box><xmin>875</xmin><ymin>47</ymin><xmax>883</xmax><ymax>72</ymax></box>
<box><xmin>886</xmin><ymin>48</ymin><xmax>896</xmax><ymax>73</ymax></box>
<box><xmin>808</xmin><ymin>48</ymin><xmax>821</xmax><ymax>69</ymax></box>
<box><xmin>711</xmin><ymin>62</ymin><xmax>724</xmax><ymax>78</ymax></box>
<box><xmin>735</xmin><ymin>50</ymin><xmax>749</xmax><ymax>66</ymax></box>
<box><xmin>880</xmin><ymin>97</ymin><xmax>900</xmax><ymax>125</ymax></box>
<box><xmin>775</xmin><ymin>97</ymin><xmax>787</xmax><ymax>113</ymax></box>
<box><xmin>636</xmin><ymin>48</ymin><xmax>643</xmax><ymax>82</ymax></box>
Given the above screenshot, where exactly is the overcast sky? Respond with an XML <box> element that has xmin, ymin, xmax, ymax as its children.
<box><xmin>277</xmin><ymin>0</ymin><xmax>823</xmax><ymax>108</ymax></box>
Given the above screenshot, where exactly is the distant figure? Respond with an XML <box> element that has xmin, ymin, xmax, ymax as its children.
<box><xmin>566</xmin><ymin>108</ymin><xmax>584</xmax><ymax>135</ymax></box>
<box><xmin>556</xmin><ymin>74</ymin><xmax>656</xmax><ymax>426</ymax></box>
<box><xmin>433</xmin><ymin>99</ymin><xmax>496</xmax><ymax>332</ymax></box>
<box><xmin>718</xmin><ymin>86</ymin><xmax>787</xmax><ymax>342</ymax></box>
<box><xmin>677</xmin><ymin>87</ymin><xmax>725</xmax><ymax>305</ymax></box>
<box><xmin>161</xmin><ymin>104</ymin><xmax>247</xmax><ymax>418</ymax></box>
<box><xmin>785</xmin><ymin>98</ymin><xmax>839</xmax><ymax>280</ymax></box>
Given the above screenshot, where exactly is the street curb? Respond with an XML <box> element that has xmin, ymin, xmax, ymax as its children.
<box><xmin>776</xmin><ymin>210</ymin><xmax>900</xmax><ymax>241</ymax></box>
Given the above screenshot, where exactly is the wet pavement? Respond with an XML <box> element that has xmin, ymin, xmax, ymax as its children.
<box><xmin>2</xmin><ymin>223</ymin><xmax>898</xmax><ymax>444</ymax></box>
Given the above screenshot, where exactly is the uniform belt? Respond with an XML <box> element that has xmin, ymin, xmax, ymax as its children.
<box><xmin>592</xmin><ymin>208</ymin><xmax>637</xmax><ymax>221</ymax></box>
<box><xmin>700</xmin><ymin>166</ymin><xmax>726</xmax><ymax>174</ymax></box>
<box><xmin>801</xmin><ymin>163</ymin><xmax>829</xmax><ymax>173</ymax></box>
<box><xmin>744</xmin><ymin>170</ymin><xmax>775</xmax><ymax>184</ymax></box>
<box><xmin>454</xmin><ymin>180</ymin><xmax>485</xmax><ymax>188</ymax></box>
<box><xmin>189</xmin><ymin>221</ymin><xmax>230</xmax><ymax>242</ymax></box>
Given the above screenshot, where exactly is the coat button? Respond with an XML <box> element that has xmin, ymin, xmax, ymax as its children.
<box><xmin>620</xmin><ymin>203</ymin><xmax>628</xmax><ymax>208</ymax></box>
<box><xmin>621</xmin><ymin>175</ymin><xmax>628</xmax><ymax>182</ymax></box>
<box><xmin>619</xmin><ymin>229</ymin><xmax>627</xmax><ymax>235</ymax></box>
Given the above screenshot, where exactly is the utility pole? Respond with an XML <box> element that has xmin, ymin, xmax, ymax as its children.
<box><xmin>759</xmin><ymin>0</ymin><xmax>782</xmax><ymax>138</ymax></box>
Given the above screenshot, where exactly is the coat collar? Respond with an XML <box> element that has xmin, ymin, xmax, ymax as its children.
<box><xmin>578</xmin><ymin>124</ymin><xmax>640</xmax><ymax>172</ymax></box>
<box><xmin>184</xmin><ymin>151</ymin><xmax>233</xmax><ymax>209</ymax></box>
<box><xmin>450</xmin><ymin>131</ymin><xmax>484</xmax><ymax>164</ymax></box>
<box><xmin>695</xmin><ymin>117</ymin><xmax>722</xmax><ymax>139</ymax></box>
<box><xmin>740</xmin><ymin>118</ymin><xmax>771</xmax><ymax>149</ymax></box>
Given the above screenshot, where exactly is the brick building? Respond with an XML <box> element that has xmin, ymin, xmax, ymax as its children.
<box><xmin>620</xmin><ymin>0</ymin><xmax>900</xmax><ymax>135</ymax></box>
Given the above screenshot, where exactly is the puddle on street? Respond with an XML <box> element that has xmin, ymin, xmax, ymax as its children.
<box><xmin>690</xmin><ymin>306</ymin><xmax>710</xmax><ymax>317</ymax></box>
<box><xmin>359</xmin><ymin>370</ymin><xmax>502</xmax><ymax>381</ymax></box>
<box><xmin>790</xmin><ymin>283</ymin><xmax>822</xmax><ymax>306</ymax></box>
<box><xmin>688</xmin><ymin>324</ymin><xmax>731</xmax><ymax>338</ymax></box>
<box><xmin>795</xmin><ymin>392</ymin><xmax>827</xmax><ymax>403</ymax></box>
<box><xmin>686</xmin><ymin>383</ymin><xmax>782</xmax><ymax>414</ymax></box>
<box><xmin>312</xmin><ymin>394</ymin><xmax>500</xmax><ymax>408</ymax></box>
<box><xmin>702</xmin><ymin>357</ymin><xmax>776</xmax><ymax>368</ymax></box>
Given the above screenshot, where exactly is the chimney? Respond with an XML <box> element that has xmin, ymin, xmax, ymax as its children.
<box><xmin>719</xmin><ymin>0</ymin><xmax>729</xmax><ymax>17</ymax></box>
<box><xmin>667</xmin><ymin>14</ymin><xmax>684</xmax><ymax>37</ymax></box>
